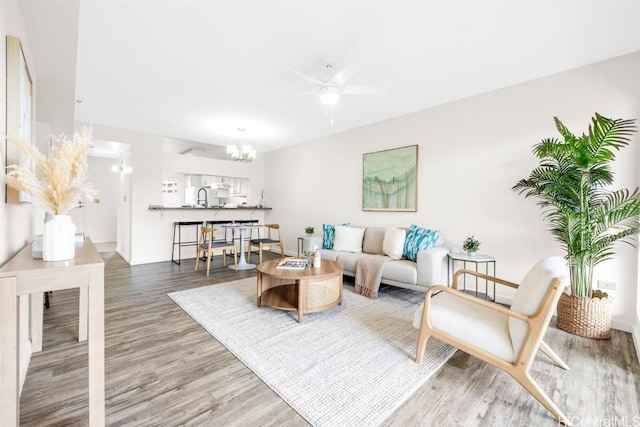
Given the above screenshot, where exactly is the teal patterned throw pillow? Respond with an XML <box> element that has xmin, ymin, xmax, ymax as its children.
<box><xmin>403</xmin><ymin>224</ymin><xmax>439</xmax><ymax>262</ymax></box>
<box><xmin>322</xmin><ymin>222</ymin><xmax>350</xmax><ymax>249</ymax></box>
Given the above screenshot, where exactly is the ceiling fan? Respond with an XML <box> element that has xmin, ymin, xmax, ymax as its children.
<box><xmin>286</xmin><ymin>56</ymin><xmax>387</xmax><ymax>106</ymax></box>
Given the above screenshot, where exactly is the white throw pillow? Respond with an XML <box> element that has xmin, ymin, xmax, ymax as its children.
<box><xmin>332</xmin><ymin>226</ymin><xmax>365</xmax><ymax>253</ymax></box>
<box><xmin>382</xmin><ymin>228</ymin><xmax>406</xmax><ymax>260</ymax></box>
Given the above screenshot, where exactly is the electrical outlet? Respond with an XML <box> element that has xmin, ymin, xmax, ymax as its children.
<box><xmin>597</xmin><ymin>280</ymin><xmax>616</xmax><ymax>291</ymax></box>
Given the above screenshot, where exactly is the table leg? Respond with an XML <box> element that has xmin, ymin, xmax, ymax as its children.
<box><xmin>230</xmin><ymin>227</ymin><xmax>256</xmax><ymax>270</ymax></box>
<box><xmin>0</xmin><ymin>276</ymin><xmax>20</xmax><ymax>426</ymax></box>
<box><xmin>30</xmin><ymin>292</ymin><xmax>43</xmax><ymax>352</ymax></box>
<box><xmin>297</xmin><ymin>279</ymin><xmax>306</xmax><ymax>323</ymax></box>
<box><xmin>257</xmin><ymin>273</ymin><xmax>262</xmax><ymax>306</ymax></box>
<box><xmin>88</xmin><ymin>266</ymin><xmax>105</xmax><ymax>426</ymax></box>
<box><xmin>79</xmin><ymin>285</ymin><xmax>88</xmax><ymax>342</ymax></box>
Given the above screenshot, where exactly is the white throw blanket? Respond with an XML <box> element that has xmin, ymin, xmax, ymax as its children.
<box><xmin>355</xmin><ymin>254</ymin><xmax>392</xmax><ymax>299</ymax></box>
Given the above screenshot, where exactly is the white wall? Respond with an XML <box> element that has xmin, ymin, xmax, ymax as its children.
<box><xmin>0</xmin><ymin>0</ymin><xmax>37</xmax><ymax>265</ymax></box>
<box><xmin>162</xmin><ymin>151</ymin><xmax>265</xmax><ymax>205</ymax></box>
<box><xmin>78</xmin><ymin>123</ymin><xmax>163</xmax><ymax>265</ymax></box>
<box><xmin>266</xmin><ymin>52</ymin><xmax>640</xmax><ymax>330</ymax></box>
<box><xmin>116</xmin><ymin>147</ymin><xmax>132</xmax><ymax>262</ymax></box>
<box><xmin>0</xmin><ymin>0</ymin><xmax>39</xmax><ymax>393</ymax></box>
<box><xmin>82</xmin><ymin>123</ymin><xmax>267</xmax><ymax>265</ymax></box>
<box><xmin>80</xmin><ymin>156</ymin><xmax>118</xmax><ymax>243</ymax></box>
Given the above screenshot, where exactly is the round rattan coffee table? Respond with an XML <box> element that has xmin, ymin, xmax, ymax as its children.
<box><xmin>256</xmin><ymin>259</ymin><xmax>343</xmax><ymax>322</ymax></box>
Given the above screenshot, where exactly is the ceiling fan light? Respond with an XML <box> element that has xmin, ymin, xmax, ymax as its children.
<box><xmin>319</xmin><ymin>86</ymin><xmax>340</xmax><ymax>105</ymax></box>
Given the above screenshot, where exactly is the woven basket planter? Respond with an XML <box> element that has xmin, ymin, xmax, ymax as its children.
<box><xmin>556</xmin><ymin>290</ymin><xmax>611</xmax><ymax>339</ymax></box>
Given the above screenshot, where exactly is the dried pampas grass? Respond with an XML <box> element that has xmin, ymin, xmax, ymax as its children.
<box><xmin>5</xmin><ymin>127</ymin><xmax>98</xmax><ymax>215</ymax></box>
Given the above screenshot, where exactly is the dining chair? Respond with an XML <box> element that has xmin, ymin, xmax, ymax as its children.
<box><xmin>248</xmin><ymin>223</ymin><xmax>285</xmax><ymax>264</ymax></box>
<box><xmin>194</xmin><ymin>226</ymin><xmax>238</xmax><ymax>276</ymax></box>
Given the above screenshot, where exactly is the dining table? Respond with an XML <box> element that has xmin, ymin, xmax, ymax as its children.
<box><xmin>221</xmin><ymin>223</ymin><xmax>263</xmax><ymax>270</ymax></box>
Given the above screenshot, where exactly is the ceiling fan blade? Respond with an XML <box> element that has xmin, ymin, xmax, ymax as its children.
<box><xmin>342</xmin><ymin>85</ymin><xmax>388</xmax><ymax>95</ymax></box>
<box><xmin>330</xmin><ymin>59</ymin><xmax>363</xmax><ymax>86</ymax></box>
<box><xmin>285</xmin><ymin>66</ymin><xmax>324</xmax><ymax>86</ymax></box>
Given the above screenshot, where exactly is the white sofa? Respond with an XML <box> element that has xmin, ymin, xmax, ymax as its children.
<box><xmin>319</xmin><ymin>226</ymin><xmax>449</xmax><ymax>292</ymax></box>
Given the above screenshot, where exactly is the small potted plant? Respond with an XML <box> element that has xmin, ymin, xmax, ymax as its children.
<box><xmin>462</xmin><ymin>236</ymin><xmax>480</xmax><ymax>256</ymax></box>
<box><xmin>302</xmin><ymin>250</ymin><xmax>314</xmax><ymax>266</ymax></box>
<box><xmin>305</xmin><ymin>226</ymin><xmax>315</xmax><ymax>236</ymax></box>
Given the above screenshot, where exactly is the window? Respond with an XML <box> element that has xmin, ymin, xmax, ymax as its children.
<box><xmin>162</xmin><ymin>178</ymin><xmax>180</xmax><ymax>207</ymax></box>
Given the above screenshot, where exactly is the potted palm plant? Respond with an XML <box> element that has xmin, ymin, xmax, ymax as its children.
<box><xmin>513</xmin><ymin>113</ymin><xmax>640</xmax><ymax>339</ymax></box>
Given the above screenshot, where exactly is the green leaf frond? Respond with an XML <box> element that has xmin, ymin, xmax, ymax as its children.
<box><xmin>553</xmin><ymin>117</ymin><xmax>577</xmax><ymax>143</ymax></box>
<box><xmin>588</xmin><ymin>113</ymin><xmax>637</xmax><ymax>156</ymax></box>
<box><xmin>513</xmin><ymin>114</ymin><xmax>640</xmax><ymax>295</ymax></box>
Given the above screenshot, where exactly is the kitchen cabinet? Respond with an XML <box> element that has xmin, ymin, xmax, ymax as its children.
<box><xmin>185</xmin><ymin>175</ymin><xmax>247</xmax><ymax>197</ymax></box>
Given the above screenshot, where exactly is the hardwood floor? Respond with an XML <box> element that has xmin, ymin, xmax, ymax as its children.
<box><xmin>19</xmin><ymin>252</ymin><xmax>640</xmax><ymax>426</ymax></box>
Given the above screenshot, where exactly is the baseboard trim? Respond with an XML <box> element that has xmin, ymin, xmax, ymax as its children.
<box><xmin>611</xmin><ymin>318</ymin><xmax>633</xmax><ymax>333</ymax></box>
<box><xmin>633</xmin><ymin>316</ymin><xmax>640</xmax><ymax>365</ymax></box>
<box><xmin>117</xmin><ymin>249</ymin><xmax>131</xmax><ymax>264</ymax></box>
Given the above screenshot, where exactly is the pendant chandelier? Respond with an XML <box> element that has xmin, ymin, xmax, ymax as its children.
<box><xmin>226</xmin><ymin>128</ymin><xmax>256</xmax><ymax>162</ymax></box>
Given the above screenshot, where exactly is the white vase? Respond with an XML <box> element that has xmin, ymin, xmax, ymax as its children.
<box><xmin>43</xmin><ymin>214</ymin><xmax>76</xmax><ymax>261</ymax></box>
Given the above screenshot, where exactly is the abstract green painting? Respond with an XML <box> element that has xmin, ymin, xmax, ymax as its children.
<box><xmin>362</xmin><ymin>145</ymin><xmax>418</xmax><ymax>211</ymax></box>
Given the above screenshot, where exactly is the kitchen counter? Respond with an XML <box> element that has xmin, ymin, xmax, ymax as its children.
<box><xmin>148</xmin><ymin>206</ymin><xmax>269</xmax><ymax>264</ymax></box>
<box><xmin>148</xmin><ymin>205</ymin><xmax>271</xmax><ymax>210</ymax></box>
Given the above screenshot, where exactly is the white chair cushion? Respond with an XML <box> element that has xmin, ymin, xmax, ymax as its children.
<box><xmin>509</xmin><ymin>256</ymin><xmax>567</xmax><ymax>357</ymax></box>
<box><xmin>333</xmin><ymin>225</ymin><xmax>365</xmax><ymax>252</ymax></box>
<box><xmin>414</xmin><ymin>292</ymin><xmax>515</xmax><ymax>362</ymax></box>
<box><xmin>382</xmin><ymin>227</ymin><xmax>406</xmax><ymax>260</ymax></box>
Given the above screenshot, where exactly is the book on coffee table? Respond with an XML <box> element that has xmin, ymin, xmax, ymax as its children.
<box><xmin>276</xmin><ymin>259</ymin><xmax>308</xmax><ymax>270</ymax></box>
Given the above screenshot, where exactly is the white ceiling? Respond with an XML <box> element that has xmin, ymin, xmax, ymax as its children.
<box><xmin>24</xmin><ymin>1</ymin><xmax>640</xmax><ymax>154</ymax></box>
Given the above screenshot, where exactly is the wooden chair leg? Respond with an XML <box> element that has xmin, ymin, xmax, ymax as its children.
<box><xmin>279</xmin><ymin>243</ymin><xmax>285</xmax><ymax>258</ymax></box>
<box><xmin>415</xmin><ymin>324</ymin><xmax>432</xmax><ymax>364</ymax></box>
<box><xmin>245</xmin><ymin>230</ymin><xmax>253</xmax><ymax>261</ymax></box>
<box><xmin>512</xmin><ymin>371</ymin><xmax>571</xmax><ymax>425</ymax></box>
<box><xmin>539</xmin><ymin>341</ymin><xmax>570</xmax><ymax>370</ymax></box>
<box><xmin>205</xmin><ymin>253</ymin><xmax>211</xmax><ymax>277</ymax></box>
<box><xmin>222</xmin><ymin>250</ymin><xmax>227</xmax><ymax>267</ymax></box>
<box><xmin>232</xmin><ymin>247</ymin><xmax>238</xmax><ymax>271</ymax></box>
<box><xmin>416</xmin><ymin>303</ymin><xmax>432</xmax><ymax>364</ymax></box>
<box><xmin>258</xmin><ymin>244</ymin><xmax>263</xmax><ymax>264</ymax></box>
<box><xmin>194</xmin><ymin>249</ymin><xmax>200</xmax><ymax>271</ymax></box>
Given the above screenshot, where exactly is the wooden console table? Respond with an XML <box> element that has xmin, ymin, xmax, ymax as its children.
<box><xmin>0</xmin><ymin>237</ymin><xmax>105</xmax><ymax>426</ymax></box>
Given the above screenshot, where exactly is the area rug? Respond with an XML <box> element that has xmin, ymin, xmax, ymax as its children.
<box><xmin>168</xmin><ymin>278</ymin><xmax>456</xmax><ymax>427</ymax></box>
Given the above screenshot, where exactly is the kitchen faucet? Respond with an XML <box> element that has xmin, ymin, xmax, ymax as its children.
<box><xmin>196</xmin><ymin>187</ymin><xmax>208</xmax><ymax>207</ymax></box>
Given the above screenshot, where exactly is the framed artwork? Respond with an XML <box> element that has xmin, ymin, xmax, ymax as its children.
<box><xmin>5</xmin><ymin>35</ymin><xmax>33</xmax><ymax>203</ymax></box>
<box><xmin>362</xmin><ymin>145</ymin><xmax>418</xmax><ymax>211</ymax></box>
